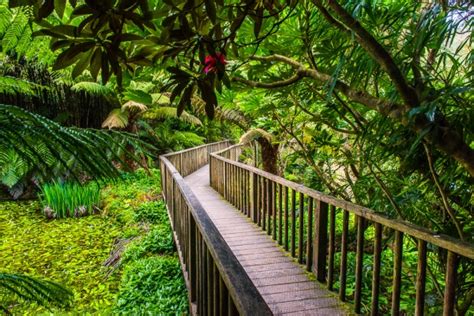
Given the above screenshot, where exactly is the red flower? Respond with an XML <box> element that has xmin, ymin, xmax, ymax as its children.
<box><xmin>203</xmin><ymin>53</ymin><xmax>226</xmax><ymax>74</ymax></box>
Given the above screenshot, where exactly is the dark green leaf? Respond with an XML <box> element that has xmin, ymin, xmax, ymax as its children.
<box><xmin>177</xmin><ymin>84</ymin><xmax>194</xmax><ymax>117</ymax></box>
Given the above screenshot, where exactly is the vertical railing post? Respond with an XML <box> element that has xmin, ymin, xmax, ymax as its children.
<box><xmin>313</xmin><ymin>200</ymin><xmax>328</xmax><ymax>282</ymax></box>
<box><xmin>189</xmin><ymin>217</ymin><xmax>197</xmax><ymax>302</ymax></box>
<box><xmin>252</xmin><ymin>172</ymin><xmax>258</xmax><ymax>223</ymax></box>
<box><xmin>443</xmin><ymin>251</ymin><xmax>457</xmax><ymax>316</ymax></box>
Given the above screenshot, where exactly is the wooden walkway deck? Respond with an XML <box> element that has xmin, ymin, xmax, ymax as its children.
<box><xmin>185</xmin><ymin>165</ymin><xmax>349</xmax><ymax>315</ymax></box>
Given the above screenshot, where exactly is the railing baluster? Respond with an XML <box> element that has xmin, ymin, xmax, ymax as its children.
<box><xmin>328</xmin><ymin>205</ymin><xmax>336</xmax><ymax>291</ymax></box>
<box><xmin>314</xmin><ymin>200</ymin><xmax>328</xmax><ymax>282</ymax></box>
<box><xmin>306</xmin><ymin>197</ymin><xmax>314</xmax><ymax>271</ymax></box>
<box><xmin>284</xmin><ymin>186</ymin><xmax>289</xmax><ymax>251</ymax></box>
<box><xmin>213</xmin><ymin>263</ymin><xmax>219</xmax><ymax>316</ymax></box>
<box><xmin>189</xmin><ymin>217</ymin><xmax>197</xmax><ymax>301</ymax></box>
<box><xmin>272</xmin><ymin>181</ymin><xmax>277</xmax><ymax>240</ymax></box>
<box><xmin>252</xmin><ymin>172</ymin><xmax>258</xmax><ymax>223</ymax></box>
<box><xmin>263</xmin><ymin>178</ymin><xmax>267</xmax><ymax>231</ymax></box>
<box><xmin>278</xmin><ymin>183</ymin><xmax>283</xmax><ymax>245</ymax></box>
<box><xmin>443</xmin><ymin>251</ymin><xmax>457</xmax><ymax>316</ymax></box>
<box><xmin>391</xmin><ymin>231</ymin><xmax>403</xmax><ymax>316</ymax></box>
<box><xmin>207</xmin><ymin>250</ymin><xmax>213</xmax><ymax>316</ymax></box>
<box><xmin>339</xmin><ymin>210</ymin><xmax>349</xmax><ymax>301</ymax></box>
<box><xmin>298</xmin><ymin>192</ymin><xmax>305</xmax><ymax>264</ymax></box>
<box><xmin>267</xmin><ymin>179</ymin><xmax>272</xmax><ymax>235</ymax></box>
<box><xmin>291</xmin><ymin>189</ymin><xmax>296</xmax><ymax>258</ymax></box>
<box><xmin>415</xmin><ymin>240</ymin><xmax>427</xmax><ymax>316</ymax></box>
<box><xmin>219</xmin><ymin>276</ymin><xmax>228</xmax><ymax>315</ymax></box>
<box><xmin>371</xmin><ymin>222</ymin><xmax>382</xmax><ymax>316</ymax></box>
<box><xmin>355</xmin><ymin>216</ymin><xmax>365</xmax><ymax>313</ymax></box>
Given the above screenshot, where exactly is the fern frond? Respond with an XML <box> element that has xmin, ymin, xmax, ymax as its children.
<box><xmin>142</xmin><ymin>106</ymin><xmax>202</xmax><ymax>126</ymax></box>
<box><xmin>0</xmin><ymin>104</ymin><xmax>148</xmax><ymax>181</ymax></box>
<box><xmin>239</xmin><ymin>128</ymin><xmax>274</xmax><ymax>144</ymax></box>
<box><xmin>0</xmin><ymin>6</ymin><xmax>13</xmax><ymax>35</ymax></box>
<box><xmin>0</xmin><ymin>148</ymin><xmax>29</xmax><ymax>187</ymax></box>
<box><xmin>0</xmin><ymin>76</ymin><xmax>46</xmax><ymax>96</ymax></box>
<box><xmin>102</xmin><ymin>108</ymin><xmax>129</xmax><ymax>129</ymax></box>
<box><xmin>122</xmin><ymin>100</ymin><xmax>148</xmax><ymax>113</ymax></box>
<box><xmin>0</xmin><ymin>273</ymin><xmax>72</xmax><ymax>309</ymax></box>
<box><xmin>151</xmin><ymin>93</ymin><xmax>170</xmax><ymax>105</ymax></box>
<box><xmin>1</xmin><ymin>7</ymin><xmax>31</xmax><ymax>54</ymax></box>
<box><xmin>191</xmin><ymin>95</ymin><xmax>248</xmax><ymax>128</ymax></box>
<box><xmin>71</xmin><ymin>82</ymin><xmax>115</xmax><ymax>97</ymax></box>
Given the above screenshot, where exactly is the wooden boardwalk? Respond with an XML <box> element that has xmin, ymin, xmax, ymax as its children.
<box><xmin>185</xmin><ymin>165</ymin><xmax>349</xmax><ymax>315</ymax></box>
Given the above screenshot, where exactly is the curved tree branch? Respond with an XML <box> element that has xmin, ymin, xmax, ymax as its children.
<box><xmin>233</xmin><ymin>73</ymin><xmax>303</xmax><ymax>88</ymax></box>
<box><xmin>235</xmin><ymin>54</ymin><xmax>474</xmax><ymax>177</ymax></box>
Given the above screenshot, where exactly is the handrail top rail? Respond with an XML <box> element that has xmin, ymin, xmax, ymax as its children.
<box><xmin>160</xmin><ymin>140</ymin><xmax>231</xmax><ymax>158</ymax></box>
<box><xmin>160</xmin><ymin>145</ymin><xmax>272</xmax><ymax>315</ymax></box>
<box><xmin>210</xmin><ymin>145</ymin><xmax>474</xmax><ymax>260</ymax></box>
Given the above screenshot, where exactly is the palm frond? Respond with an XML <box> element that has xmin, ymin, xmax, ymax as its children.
<box><xmin>239</xmin><ymin>128</ymin><xmax>274</xmax><ymax>144</ymax></box>
<box><xmin>0</xmin><ymin>273</ymin><xmax>72</xmax><ymax>310</ymax></box>
<box><xmin>143</xmin><ymin>106</ymin><xmax>202</xmax><ymax>126</ymax></box>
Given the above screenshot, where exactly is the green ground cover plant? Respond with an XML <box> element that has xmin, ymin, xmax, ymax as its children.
<box><xmin>0</xmin><ymin>169</ymin><xmax>188</xmax><ymax>314</ymax></box>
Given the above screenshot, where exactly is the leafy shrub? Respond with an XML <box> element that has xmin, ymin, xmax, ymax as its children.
<box><xmin>39</xmin><ymin>182</ymin><xmax>100</xmax><ymax>218</ymax></box>
<box><xmin>133</xmin><ymin>200</ymin><xmax>169</xmax><ymax>224</ymax></box>
<box><xmin>115</xmin><ymin>256</ymin><xmax>188</xmax><ymax>315</ymax></box>
<box><xmin>122</xmin><ymin>226</ymin><xmax>174</xmax><ymax>263</ymax></box>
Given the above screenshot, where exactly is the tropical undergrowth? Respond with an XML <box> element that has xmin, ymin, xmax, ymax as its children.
<box><xmin>0</xmin><ymin>168</ymin><xmax>187</xmax><ymax>314</ymax></box>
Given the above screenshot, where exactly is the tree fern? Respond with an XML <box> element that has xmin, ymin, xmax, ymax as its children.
<box><xmin>0</xmin><ymin>104</ymin><xmax>149</xmax><ymax>181</ymax></box>
<box><xmin>0</xmin><ymin>148</ymin><xmax>29</xmax><ymax>188</ymax></box>
<box><xmin>143</xmin><ymin>106</ymin><xmax>202</xmax><ymax>126</ymax></box>
<box><xmin>71</xmin><ymin>82</ymin><xmax>115</xmax><ymax>98</ymax></box>
<box><xmin>0</xmin><ymin>5</ymin><xmax>31</xmax><ymax>55</ymax></box>
<box><xmin>0</xmin><ymin>76</ymin><xmax>46</xmax><ymax>96</ymax></box>
<box><xmin>0</xmin><ymin>273</ymin><xmax>72</xmax><ymax>312</ymax></box>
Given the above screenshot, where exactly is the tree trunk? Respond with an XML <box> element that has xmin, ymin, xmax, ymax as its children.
<box><xmin>259</xmin><ymin>139</ymin><xmax>279</xmax><ymax>175</ymax></box>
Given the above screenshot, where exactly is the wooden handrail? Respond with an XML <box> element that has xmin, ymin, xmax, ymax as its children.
<box><xmin>210</xmin><ymin>143</ymin><xmax>474</xmax><ymax>316</ymax></box>
<box><xmin>160</xmin><ymin>141</ymin><xmax>272</xmax><ymax>316</ymax></box>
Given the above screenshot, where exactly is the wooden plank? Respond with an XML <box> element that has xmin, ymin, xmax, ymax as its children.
<box><xmin>183</xmin><ymin>165</ymin><xmax>349</xmax><ymax>315</ymax></box>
